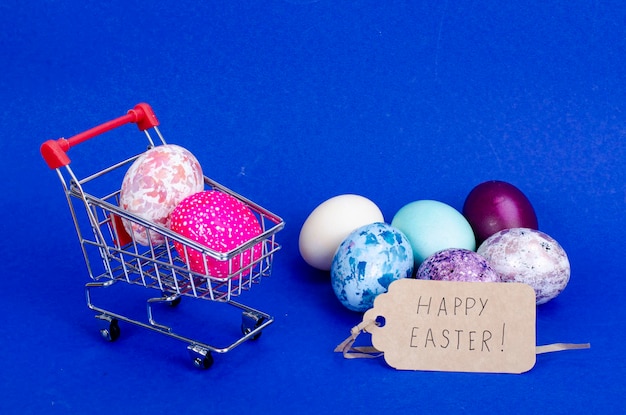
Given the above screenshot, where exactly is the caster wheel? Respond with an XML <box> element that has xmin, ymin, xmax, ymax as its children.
<box><xmin>241</xmin><ymin>312</ymin><xmax>265</xmax><ymax>340</ymax></box>
<box><xmin>188</xmin><ymin>345</ymin><xmax>214</xmax><ymax>370</ymax></box>
<box><xmin>193</xmin><ymin>352</ymin><xmax>214</xmax><ymax>370</ymax></box>
<box><xmin>161</xmin><ymin>292</ymin><xmax>181</xmax><ymax>307</ymax></box>
<box><xmin>241</xmin><ymin>324</ymin><xmax>263</xmax><ymax>340</ymax></box>
<box><xmin>100</xmin><ymin>319</ymin><xmax>120</xmax><ymax>342</ymax></box>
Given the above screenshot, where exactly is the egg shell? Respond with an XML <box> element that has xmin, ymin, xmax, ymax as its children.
<box><xmin>391</xmin><ymin>200</ymin><xmax>476</xmax><ymax>265</ymax></box>
<box><xmin>119</xmin><ymin>144</ymin><xmax>204</xmax><ymax>246</ymax></box>
<box><xmin>169</xmin><ymin>190</ymin><xmax>263</xmax><ymax>280</ymax></box>
<box><xmin>331</xmin><ymin>222</ymin><xmax>413</xmax><ymax>312</ymax></box>
<box><xmin>477</xmin><ymin>228</ymin><xmax>570</xmax><ymax>305</ymax></box>
<box><xmin>417</xmin><ymin>248</ymin><xmax>500</xmax><ymax>282</ymax></box>
<box><xmin>299</xmin><ymin>194</ymin><xmax>384</xmax><ymax>271</ymax></box>
<box><xmin>463</xmin><ymin>180</ymin><xmax>538</xmax><ymax>245</ymax></box>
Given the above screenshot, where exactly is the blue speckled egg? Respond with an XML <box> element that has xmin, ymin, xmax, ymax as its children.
<box><xmin>331</xmin><ymin>222</ymin><xmax>414</xmax><ymax>312</ymax></box>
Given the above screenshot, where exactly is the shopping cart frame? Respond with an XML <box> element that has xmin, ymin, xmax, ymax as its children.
<box><xmin>41</xmin><ymin>103</ymin><xmax>285</xmax><ymax>369</ymax></box>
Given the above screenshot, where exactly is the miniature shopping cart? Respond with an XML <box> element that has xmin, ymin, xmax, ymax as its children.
<box><xmin>40</xmin><ymin>103</ymin><xmax>284</xmax><ymax>369</ymax></box>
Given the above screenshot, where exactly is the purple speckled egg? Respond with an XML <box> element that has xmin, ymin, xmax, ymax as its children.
<box><xmin>477</xmin><ymin>228</ymin><xmax>570</xmax><ymax>305</ymax></box>
<box><xmin>417</xmin><ymin>248</ymin><xmax>500</xmax><ymax>282</ymax></box>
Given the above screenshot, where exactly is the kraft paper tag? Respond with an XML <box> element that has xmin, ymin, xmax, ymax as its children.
<box><xmin>335</xmin><ymin>279</ymin><xmax>590</xmax><ymax>374</ymax></box>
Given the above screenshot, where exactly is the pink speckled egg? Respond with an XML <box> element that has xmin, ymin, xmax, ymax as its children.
<box><xmin>119</xmin><ymin>144</ymin><xmax>204</xmax><ymax>246</ymax></box>
<box><xmin>169</xmin><ymin>190</ymin><xmax>263</xmax><ymax>279</ymax></box>
<box><xmin>477</xmin><ymin>228</ymin><xmax>570</xmax><ymax>305</ymax></box>
<box><xmin>417</xmin><ymin>248</ymin><xmax>500</xmax><ymax>282</ymax></box>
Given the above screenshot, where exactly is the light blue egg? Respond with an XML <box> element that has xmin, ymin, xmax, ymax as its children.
<box><xmin>391</xmin><ymin>200</ymin><xmax>476</xmax><ymax>264</ymax></box>
<box><xmin>331</xmin><ymin>222</ymin><xmax>414</xmax><ymax>312</ymax></box>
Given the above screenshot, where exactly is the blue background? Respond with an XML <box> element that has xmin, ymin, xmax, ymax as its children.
<box><xmin>2</xmin><ymin>0</ymin><xmax>624</xmax><ymax>413</ymax></box>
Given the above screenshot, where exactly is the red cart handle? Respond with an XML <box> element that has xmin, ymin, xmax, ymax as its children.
<box><xmin>40</xmin><ymin>103</ymin><xmax>159</xmax><ymax>169</ymax></box>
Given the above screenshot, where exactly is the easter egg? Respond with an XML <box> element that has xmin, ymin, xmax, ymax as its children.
<box><xmin>169</xmin><ymin>190</ymin><xmax>263</xmax><ymax>279</ymax></box>
<box><xmin>331</xmin><ymin>223</ymin><xmax>413</xmax><ymax>312</ymax></box>
<box><xmin>299</xmin><ymin>194</ymin><xmax>384</xmax><ymax>271</ymax></box>
<box><xmin>477</xmin><ymin>228</ymin><xmax>570</xmax><ymax>305</ymax></box>
<box><xmin>463</xmin><ymin>180</ymin><xmax>538</xmax><ymax>245</ymax></box>
<box><xmin>391</xmin><ymin>200</ymin><xmax>475</xmax><ymax>265</ymax></box>
<box><xmin>417</xmin><ymin>248</ymin><xmax>500</xmax><ymax>282</ymax></box>
<box><xmin>119</xmin><ymin>144</ymin><xmax>204</xmax><ymax>246</ymax></box>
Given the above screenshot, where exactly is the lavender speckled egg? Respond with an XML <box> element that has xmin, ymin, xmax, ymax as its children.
<box><xmin>417</xmin><ymin>248</ymin><xmax>500</xmax><ymax>282</ymax></box>
<box><xmin>477</xmin><ymin>228</ymin><xmax>570</xmax><ymax>305</ymax></box>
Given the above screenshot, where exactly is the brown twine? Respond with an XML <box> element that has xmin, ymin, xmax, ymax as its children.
<box><xmin>535</xmin><ymin>343</ymin><xmax>591</xmax><ymax>354</ymax></box>
<box><xmin>334</xmin><ymin>319</ymin><xmax>383</xmax><ymax>359</ymax></box>
<box><xmin>335</xmin><ymin>319</ymin><xmax>590</xmax><ymax>360</ymax></box>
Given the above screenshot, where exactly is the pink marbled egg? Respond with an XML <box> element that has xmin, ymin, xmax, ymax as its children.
<box><xmin>170</xmin><ymin>190</ymin><xmax>263</xmax><ymax>280</ymax></box>
<box><xmin>119</xmin><ymin>144</ymin><xmax>204</xmax><ymax>246</ymax></box>
<box><xmin>477</xmin><ymin>228</ymin><xmax>570</xmax><ymax>305</ymax></box>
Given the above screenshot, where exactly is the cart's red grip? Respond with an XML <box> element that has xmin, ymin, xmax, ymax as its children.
<box><xmin>40</xmin><ymin>103</ymin><xmax>159</xmax><ymax>169</ymax></box>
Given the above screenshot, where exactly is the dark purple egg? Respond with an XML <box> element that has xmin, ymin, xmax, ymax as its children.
<box><xmin>463</xmin><ymin>181</ymin><xmax>538</xmax><ymax>245</ymax></box>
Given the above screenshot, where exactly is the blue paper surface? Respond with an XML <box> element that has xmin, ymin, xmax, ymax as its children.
<box><xmin>1</xmin><ymin>0</ymin><xmax>624</xmax><ymax>413</ymax></box>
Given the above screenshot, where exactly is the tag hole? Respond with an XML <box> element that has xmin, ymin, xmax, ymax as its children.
<box><xmin>375</xmin><ymin>315</ymin><xmax>386</xmax><ymax>327</ymax></box>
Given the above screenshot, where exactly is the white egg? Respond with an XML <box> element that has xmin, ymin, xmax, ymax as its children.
<box><xmin>298</xmin><ymin>194</ymin><xmax>384</xmax><ymax>271</ymax></box>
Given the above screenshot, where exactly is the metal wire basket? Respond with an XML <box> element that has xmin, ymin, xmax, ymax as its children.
<box><xmin>41</xmin><ymin>103</ymin><xmax>285</xmax><ymax>369</ymax></box>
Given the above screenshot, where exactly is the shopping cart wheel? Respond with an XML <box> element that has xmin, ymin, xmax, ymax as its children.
<box><xmin>100</xmin><ymin>319</ymin><xmax>120</xmax><ymax>342</ymax></box>
<box><xmin>158</xmin><ymin>291</ymin><xmax>181</xmax><ymax>307</ymax></box>
<box><xmin>241</xmin><ymin>311</ymin><xmax>264</xmax><ymax>340</ymax></box>
<box><xmin>164</xmin><ymin>293</ymin><xmax>181</xmax><ymax>307</ymax></box>
<box><xmin>188</xmin><ymin>345</ymin><xmax>213</xmax><ymax>370</ymax></box>
<box><xmin>194</xmin><ymin>353</ymin><xmax>214</xmax><ymax>370</ymax></box>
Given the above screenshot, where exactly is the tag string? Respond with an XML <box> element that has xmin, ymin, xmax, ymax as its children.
<box><xmin>335</xmin><ymin>320</ymin><xmax>591</xmax><ymax>360</ymax></box>
<box><xmin>334</xmin><ymin>319</ymin><xmax>383</xmax><ymax>359</ymax></box>
<box><xmin>535</xmin><ymin>343</ymin><xmax>591</xmax><ymax>354</ymax></box>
